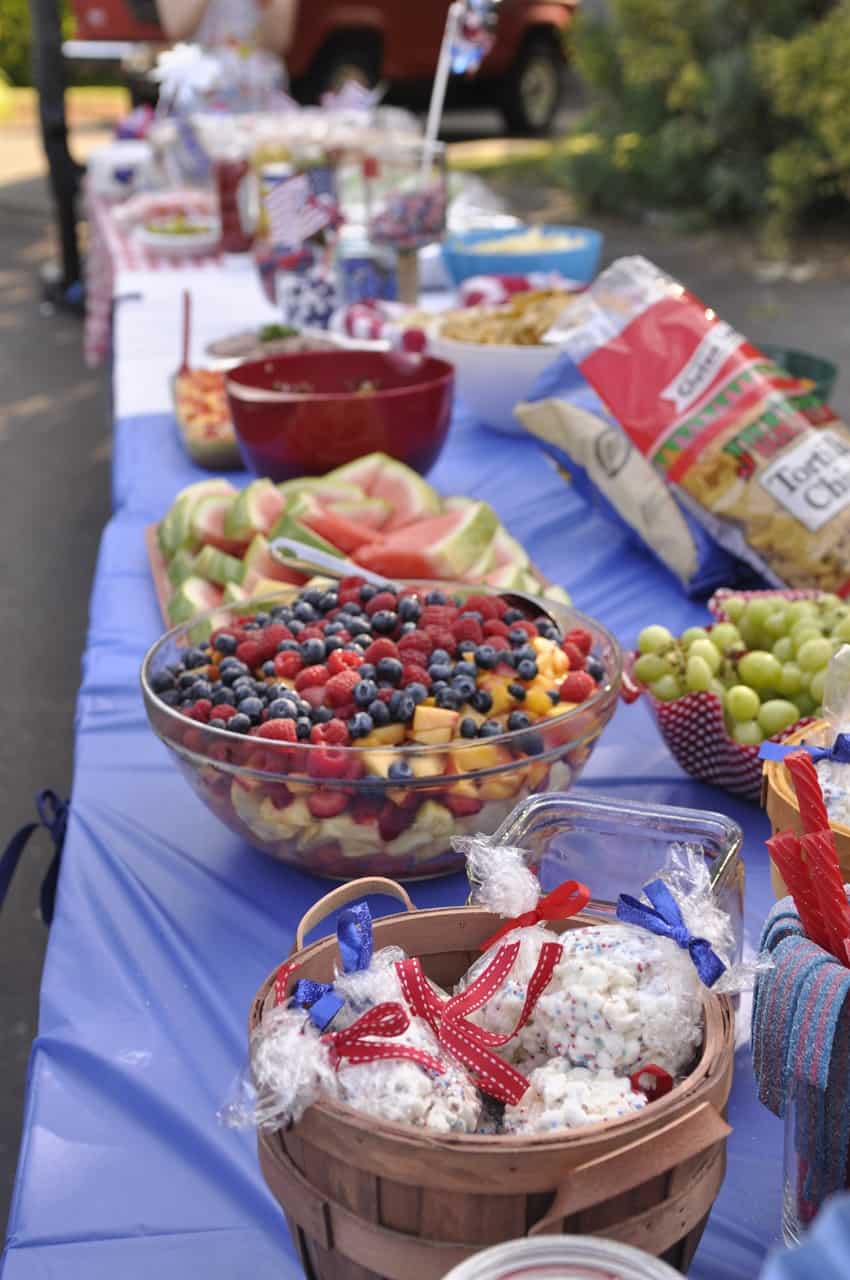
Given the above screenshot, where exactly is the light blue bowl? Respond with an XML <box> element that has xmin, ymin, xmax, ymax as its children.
<box><xmin>441</xmin><ymin>224</ymin><xmax>604</xmax><ymax>287</ymax></box>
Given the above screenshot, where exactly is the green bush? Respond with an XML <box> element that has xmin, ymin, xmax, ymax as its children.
<box><xmin>0</xmin><ymin>0</ymin><xmax>33</xmax><ymax>85</ymax></box>
<box><xmin>559</xmin><ymin>0</ymin><xmax>842</xmax><ymax>233</ymax></box>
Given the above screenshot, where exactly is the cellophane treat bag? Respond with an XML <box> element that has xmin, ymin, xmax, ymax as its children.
<box><xmin>546</xmin><ymin>256</ymin><xmax>850</xmax><ymax>593</ymax></box>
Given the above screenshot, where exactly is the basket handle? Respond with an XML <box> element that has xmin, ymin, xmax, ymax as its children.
<box><xmin>528</xmin><ymin>1100</ymin><xmax>731</xmax><ymax>1234</ymax></box>
<box><xmin>294</xmin><ymin>877</ymin><xmax>416</xmax><ymax>952</ymax></box>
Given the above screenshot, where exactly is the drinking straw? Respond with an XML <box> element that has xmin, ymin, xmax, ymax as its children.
<box><xmin>422</xmin><ymin>2</ymin><xmax>463</xmax><ymax>175</ymax></box>
<box><xmin>786</xmin><ymin>750</ymin><xmax>831</xmax><ymax>834</ymax></box>
<box><xmin>180</xmin><ymin>289</ymin><xmax>191</xmax><ymax>374</ymax></box>
<box><xmin>767</xmin><ymin>830</ymin><xmax>832</xmax><ymax>951</ymax></box>
<box><xmin>800</xmin><ymin>829</ymin><xmax>850</xmax><ymax>966</ymax></box>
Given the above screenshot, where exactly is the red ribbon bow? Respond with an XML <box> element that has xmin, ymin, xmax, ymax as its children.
<box><xmin>396</xmin><ymin>940</ymin><xmax>563</xmax><ymax>1105</ymax></box>
<box><xmin>478</xmin><ymin>879</ymin><xmax>591</xmax><ymax>952</ymax></box>
<box><xmin>322</xmin><ymin>1002</ymin><xmax>446</xmax><ymax>1075</ymax></box>
<box><xmin>272</xmin><ymin>959</ymin><xmax>302</xmax><ymax>1007</ymax></box>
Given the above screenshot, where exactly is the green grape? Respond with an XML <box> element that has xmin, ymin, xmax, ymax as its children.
<box><xmin>797</xmin><ymin>693</ymin><xmax>817</xmax><ymax>716</ymax></box>
<box><xmin>791</xmin><ymin>622</ymin><xmax>823</xmax><ymax>652</ymax></box>
<box><xmin>777</xmin><ymin>662</ymin><xmax>803</xmax><ymax>697</ymax></box>
<box><xmin>739</xmin><ymin>617</ymin><xmax>764</xmax><ymax>649</ymax></box>
<box><xmin>772</xmin><ymin>637</ymin><xmax>794</xmax><ymax>663</ymax></box>
<box><xmin>817</xmin><ymin>593</ymin><xmax>842</xmax><ymax>611</ymax></box>
<box><xmin>711</xmin><ymin>622</ymin><xmax>741</xmax><ymax>652</ymax></box>
<box><xmin>732</xmin><ymin>719</ymin><xmax>763</xmax><ymax>746</ymax></box>
<box><xmin>681</xmin><ymin>626</ymin><xmax>710</xmax><ymax>648</ymax></box>
<box><xmin>737</xmin><ymin>650</ymin><xmax>782</xmax><ymax>690</ymax></box>
<box><xmin>689</xmin><ymin>638</ymin><xmax>721</xmax><ymax>674</ymax></box>
<box><xmin>686</xmin><ymin>655</ymin><xmax>713</xmax><ymax>691</ymax></box>
<box><xmin>787</xmin><ymin>600</ymin><xmax>818</xmax><ymax>626</ymax></box>
<box><xmin>638</xmin><ymin>625</ymin><xmax>674</xmax><ymax>655</ymax></box>
<box><xmin>834</xmin><ymin>617</ymin><xmax>850</xmax><ymax>643</ymax></box>
<box><xmin>763</xmin><ymin>609</ymin><xmax>790</xmax><ymax>639</ymax></box>
<box><xmin>650</xmin><ymin>674</ymin><xmax>683</xmax><ymax>702</ymax></box>
<box><xmin>744</xmin><ymin>598</ymin><xmax>776</xmax><ymax>627</ymax></box>
<box><xmin>758</xmin><ymin>699</ymin><xmax>801</xmax><ymax>736</ymax></box>
<box><xmin>809</xmin><ymin>669</ymin><xmax>827</xmax><ymax>706</ymax></box>
<box><xmin>709</xmin><ymin>678</ymin><xmax>727</xmax><ymax>698</ymax></box>
<box><xmin>722</xmin><ymin>596</ymin><xmax>748</xmax><ymax>622</ymax></box>
<box><xmin>725</xmin><ymin>684</ymin><xmax>760</xmax><ymax>721</ymax></box>
<box><xmin>797</xmin><ymin>636</ymin><xmax>833</xmax><ymax>673</ymax></box>
<box><xmin>634</xmin><ymin>653</ymin><xmax>669</xmax><ymax>684</ymax></box>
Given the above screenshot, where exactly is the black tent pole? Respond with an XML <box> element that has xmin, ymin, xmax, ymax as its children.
<box><xmin>29</xmin><ymin>0</ymin><xmax>82</xmax><ymax>291</ymax></box>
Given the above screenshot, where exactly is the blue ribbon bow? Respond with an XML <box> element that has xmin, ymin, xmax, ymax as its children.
<box><xmin>616</xmin><ymin>879</ymin><xmax>726</xmax><ymax>987</ymax></box>
<box><xmin>759</xmin><ymin>733</ymin><xmax>850</xmax><ymax>766</ymax></box>
<box><xmin>290</xmin><ymin>902</ymin><xmax>374</xmax><ymax>1030</ymax></box>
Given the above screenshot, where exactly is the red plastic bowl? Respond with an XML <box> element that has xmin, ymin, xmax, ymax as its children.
<box><xmin>225</xmin><ymin>350</ymin><xmax>454</xmax><ymax>482</ymax></box>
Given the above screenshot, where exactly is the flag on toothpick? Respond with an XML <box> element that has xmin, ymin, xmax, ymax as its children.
<box><xmin>451</xmin><ymin>0</ymin><xmax>501</xmax><ymax>74</ymax></box>
<box><xmin>263</xmin><ymin>173</ymin><xmax>337</xmax><ymax>247</ymax></box>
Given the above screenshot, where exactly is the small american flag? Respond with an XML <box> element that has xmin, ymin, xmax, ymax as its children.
<box><xmin>264</xmin><ymin>173</ymin><xmax>334</xmax><ymax>247</ymax></box>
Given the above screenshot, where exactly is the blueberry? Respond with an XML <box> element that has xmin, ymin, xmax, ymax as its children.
<box><xmin>471</xmin><ymin>688</ymin><xmax>493</xmax><ymax>714</ymax></box>
<box><xmin>547</xmin><ymin>689</ymin><xmax>561</xmax><ymax>705</ymax></box>
<box><xmin>324</xmin><ymin>620</ymin><xmax>346</xmax><ymax>636</ymax></box>
<box><xmin>350</xmin><ymin>635</ymin><xmax>371</xmax><ymax>650</ymax></box>
<box><xmin>516</xmin><ymin>659</ymin><xmax>538</xmax><ymax>680</ymax></box>
<box><xmin>359</xmin><ymin>584</ymin><xmax>378</xmax><ymax>602</ymax></box>
<box><xmin>152</xmin><ymin>671</ymin><xmax>176</xmax><ymax>694</ymax></box>
<box><xmin>218</xmin><ymin>656</ymin><xmax>242</xmax><ymax>670</ymax></box>
<box><xmin>520</xmin><ymin>731</ymin><xmax>544</xmax><ymax>756</ymax></box>
<box><xmin>508</xmin><ymin>710</ymin><xmax>531</xmax><ymax>731</ymax></box>
<box><xmin>515</xmin><ymin>645</ymin><xmax>537</xmax><ymax>664</ymax></box>
<box><xmin>371</xmin><ymin>610</ymin><xmax>397</xmax><ymax>635</ymax></box>
<box><xmin>355</xmin><ymin>679</ymin><xmax>379</xmax><ymax>706</ymax></box>
<box><xmin>497</xmin><ymin>649</ymin><xmax>515</xmax><ymax>666</ymax></box>
<box><xmin>294</xmin><ymin>602</ymin><xmax>317</xmax><ymax>622</ymax></box>
<box><xmin>397</xmin><ymin>596</ymin><xmax>421</xmax><ymax>623</ymax></box>
<box><xmin>213</xmin><ymin>634</ymin><xmax>238</xmax><ymax>656</ymax></box>
<box><xmin>436</xmin><ymin>688</ymin><xmax>461</xmax><ymax>710</ymax></box>
<box><xmin>537</xmin><ymin>622</ymin><xmax>557</xmax><ymax>640</ymax></box>
<box><xmin>237</xmin><ymin>696</ymin><xmax>264</xmax><ymax>722</ymax></box>
<box><xmin>300</xmin><ymin>637</ymin><xmax>326</xmax><ymax>666</ymax></box>
<box><xmin>318</xmin><ymin>592</ymin><xmax>339</xmax><ymax>613</ymax></box>
<box><xmin>346</xmin><ymin>617</ymin><xmax>372</xmax><ymax>636</ymax></box>
<box><xmin>254</xmin><ymin>612</ymin><xmax>271</xmax><ymax>627</ymax></box>
<box><xmin>178</xmin><ymin>672</ymin><xmax>197</xmax><ymax>691</ymax></box>
<box><xmin>213</xmin><ymin>688</ymin><xmax>237</xmax><ymax>706</ymax></box>
<box><xmin>368</xmin><ymin>698</ymin><xmax>390</xmax><ymax>726</ymax></box>
<box><xmin>406</xmin><ymin>682</ymin><xmax>429</xmax><ymax>704</ymax></box>
<box><xmin>277</xmin><ymin>639</ymin><xmax>300</xmax><ymax>653</ymax></box>
<box><xmin>324</xmin><ymin>636</ymin><xmax>343</xmax><ymax>654</ymax></box>
<box><xmin>392</xmin><ymin>692</ymin><xmax>416</xmax><ymax>723</ymax></box>
<box><xmin>167</xmin><ymin>662</ymin><xmax>186</xmax><ymax>677</ymax></box>
<box><xmin>301</xmin><ymin>589</ymin><xmax>324</xmax><ymax>608</ymax></box>
<box><xmin>474</xmin><ymin>645</ymin><xmax>497</xmax><ymax>669</ymax></box>
<box><xmin>357</xmin><ymin>663</ymin><xmax>376</xmax><ymax>681</ymax></box>
<box><xmin>376</xmin><ymin>657</ymin><xmax>403</xmax><ymax>686</ymax></box>
<box><xmin>268</xmin><ymin>697</ymin><xmax>298</xmax><ymax>719</ymax></box>
<box><xmin>508</xmin><ymin>682</ymin><xmax>527</xmax><ymax>701</ymax></box>
<box><xmin>348</xmin><ymin>711</ymin><xmax>374</xmax><ymax>738</ymax></box>
<box><xmin>478</xmin><ymin>720</ymin><xmax>503</xmax><ymax>738</ymax></box>
<box><xmin>586</xmin><ymin>656</ymin><xmax>605</xmax><ymax>682</ymax></box>
<box><xmin>274</xmin><ymin>608</ymin><xmax>293</xmax><ymax>624</ymax></box>
<box><xmin>159</xmin><ymin>689</ymin><xmax>181</xmax><ymax>707</ymax></box>
<box><xmin>296</xmin><ymin>717</ymin><xmax>312</xmax><ymax>741</ymax></box>
<box><xmin>503</xmin><ymin>609</ymin><xmax>523</xmax><ymax>624</ymax></box>
<box><xmin>232</xmin><ymin>679</ymin><xmax>255</xmax><ymax>698</ymax></box>
<box><xmin>311</xmin><ymin>705</ymin><xmax>334</xmax><ymax>724</ymax></box>
<box><xmin>241</xmin><ymin>621</ymin><xmax>259</xmax><ymax>631</ymax></box>
<box><xmin>425</xmin><ymin>590</ymin><xmax>446</xmax><ymax>605</ymax></box>
<box><xmin>340</xmin><ymin>600</ymin><xmax>364</xmax><ymax>615</ymax></box>
<box><xmin>430</xmin><ymin>648</ymin><xmax>450</xmax><ymax>665</ymax></box>
<box><xmin>460</xmin><ymin>610</ymin><xmax>483</xmax><ymax>625</ymax></box>
<box><xmin>429</xmin><ymin>662</ymin><xmax>454</xmax><ymax>683</ymax></box>
<box><xmin>289</xmin><ymin>619</ymin><xmax>305</xmax><ymax>636</ymax></box>
<box><xmin>261</xmin><ymin>660</ymin><xmax>276</xmax><ymax>677</ymax></box>
<box><xmin>190</xmin><ymin>679</ymin><xmax>213</xmax><ymax>700</ymax></box>
<box><xmin>454</xmin><ymin>660</ymin><xmax>477</xmax><ymax>679</ymax></box>
<box><xmin>460</xmin><ymin>716</ymin><xmax>478</xmax><ymax>738</ymax></box>
<box><xmin>509</xmin><ymin>628</ymin><xmax>529</xmax><ymax>647</ymax></box>
<box><xmin>452</xmin><ymin>675</ymin><xmax>476</xmax><ymax>701</ymax></box>
<box><xmin>388</xmin><ymin>760</ymin><xmax>413</xmax><ymax>781</ymax></box>
<box><xmin>398</xmin><ymin>621</ymin><xmax>418</xmax><ymax>636</ymax></box>
<box><xmin>183</xmin><ymin>647</ymin><xmax>207</xmax><ymax>669</ymax></box>
<box><xmin>227</xmin><ymin>713</ymin><xmax>252</xmax><ymax>734</ymax></box>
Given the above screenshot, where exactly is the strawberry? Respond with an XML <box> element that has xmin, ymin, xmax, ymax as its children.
<box><xmin>560</xmin><ymin>671</ymin><xmax>596</xmax><ymax>702</ymax></box>
<box><xmin>364</xmin><ymin>637</ymin><xmax>399</xmax><ymax>664</ymax></box>
<box><xmin>565</xmin><ymin>627</ymin><xmax>593</xmax><ymax>656</ymax></box>
<box><xmin>295</xmin><ymin>664</ymin><xmax>330</xmax><ymax>690</ymax></box>
<box><xmin>327</xmin><ymin>648</ymin><xmax>364</xmax><ymax>675</ymax></box>
<box><xmin>307</xmin><ymin>790</ymin><xmax>350</xmax><ymax>819</ymax></box>
<box><xmin>326</xmin><ymin>668</ymin><xmax>361</xmax><ymax>706</ymax></box>
<box><xmin>273</xmin><ymin>649</ymin><xmax>303</xmax><ymax>679</ymax></box>
<box><xmin>364</xmin><ymin>590</ymin><xmax>398</xmax><ymax>616</ymax></box>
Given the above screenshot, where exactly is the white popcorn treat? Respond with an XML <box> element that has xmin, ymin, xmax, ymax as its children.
<box><xmin>469</xmin><ymin>924</ymin><xmax>704</xmax><ymax>1078</ymax></box>
<box><xmin>250</xmin><ymin>1005</ymin><xmax>339</xmax><ymax>1129</ymax></box>
<box><xmin>503</xmin><ymin>1063</ymin><xmax>647</xmax><ymax>1134</ymax></box>
<box><xmin>330</xmin><ymin>946</ymin><xmax>408</xmax><ymax>1028</ymax></box>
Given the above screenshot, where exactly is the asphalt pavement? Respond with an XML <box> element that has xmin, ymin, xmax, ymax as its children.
<box><xmin>2</xmin><ymin>99</ymin><xmax>850</xmax><ymax>1241</ymax></box>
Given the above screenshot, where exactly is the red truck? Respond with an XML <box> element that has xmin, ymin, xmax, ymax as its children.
<box><xmin>67</xmin><ymin>0</ymin><xmax>577</xmax><ymax>134</ymax></box>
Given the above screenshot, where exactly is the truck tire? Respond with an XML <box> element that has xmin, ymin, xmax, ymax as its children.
<box><xmin>501</xmin><ymin>33</ymin><xmax>565</xmax><ymax>136</ymax></box>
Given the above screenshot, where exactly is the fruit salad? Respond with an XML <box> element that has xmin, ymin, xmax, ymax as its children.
<box><xmin>143</xmin><ymin>581</ymin><xmax>621</xmax><ymax>879</ymax></box>
<box><xmin>173</xmin><ymin>369</ymin><xmax>241</xmax><ymax>470</ymax></box>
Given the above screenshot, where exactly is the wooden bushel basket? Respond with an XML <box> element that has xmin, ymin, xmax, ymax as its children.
<box><xmin>250</xmin><ymin>878</ymin><xmax>735</xmax><ymax>1280</ymax></box>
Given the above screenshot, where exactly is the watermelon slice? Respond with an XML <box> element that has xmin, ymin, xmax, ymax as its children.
<box><xmin>158</xmin><ymin>479</ymin><xmax>236</xmax><ymax>558</ymax></box>
<box><xmin>357</xmin><ymin>501</ymin><xmax>498</xmax><ymax>580</ymax></box>
<box><xmin>326</xmin><ymin>452</ymin><xmax>441</xmax><ymax>530</ymax></box>
<box><xmin>242</xmin><ymin>573</ymin><xmax>300</xmax><ymax>601</ymax></box>
<box><xmin>464</xmin><ymin>539</ymin><xmax>497</xmax><ymax>583</ymax></box>
<box><xmin>223</xmin><ymin>581</ymin><xmax>249</xmax><ymax>604</ymax></box>
<box><xmin>268</xmin><ymin>513</ymin><xmax>343</xmax><ymax>560</ymax></box>
<box><xmin>326</xmin><ymin>496</ymin><xmax>391</xmax><ymax>530</ymax></box>
<box><xmin>324</xmin><ymin>453</ymin><xmax>386</xmax><ymax>493</ymax></box>
<box><xmin>224</xmin><ymin>479</ymin><xmax>286</xmax><ymax>541</ymax></box>
<box><xmin>300</xmin><ymin>507</ymin><xmax>384</xmax><ymax>555</ymax></box>
<box><xmin>490</xmin><ymin>526</ymin><xmax>530</xmax><ymax>571</ymax></box>
<box><xmin>278</xmin><ymin>476</ymin><xmax>364</xmax><ymax>506</ymax></box>
<box><xmin>243</xmin><ymin>534</ymin><xmax>306</xmax><ymax>584</ymax></box>
<box><xmin>483</xmin><ymin>563</ymin><xmax>528</xmax><ymax>590</ymax></box>
<box><xmin>192</xmin><ymin>544</ymin><xmax>246</xmax><ymax>587</ymax></box>
<box><xmin>190</xmin><ymin>493</ymin><xmax>247</xmax><ymax>556</ymax></box>
<box><xmin>167</xmin><ymin>548</ymin><xmax>196</xmax><ymax>588</ymax></box>
<box><xmin>167</xmin><ymin>576</ymin><xmax>223</xmax><ymax>625</ymax></box>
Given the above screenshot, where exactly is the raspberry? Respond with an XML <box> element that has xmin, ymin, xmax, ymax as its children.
<box><xmin>262</xmin><ymin>623</ymin><xmax>292</xmax><ymax>649</ymax></box>
<box><xmin>378</xmin><ymin>687</ymin><xmax>394</xmax><ymax>702</ymax></box>
<box><xmin>462</xmin><ymin>594</ymin><xmax>501</xmax><ymax>620</ymax></box>
<box><xmin>256</xmin><ymin>718</ymin><xmax>297</xmax><ymax>742</ymax></box>
<box><xmin>307</xmin><ymin>791</ymin><xmax>350</xmax><ymax>819</ymax></box>
<box><xmin>209</xmin><ymin>704</ymin><xmax>237</xmax><ymax>722</ymax></box>
<box><xmin>236</xmin><ymin>640</ymin><xmax>264</xmax><ymax>668</ymax></box>
<box><xmin>364</xmin><ymin>637</ymin><xmax>400</xmax><ymax>665</ymax></box>
<box><xmin>336</xmin><ymin>587</ymin><xmax>361</xmax><ymax>606</ymax></box>
<box><xmin>326</xmin><ymin>668</ymin><xmax>361</xmax><ymax>706</ymax></box>
<box><xmin>327</xmin><ymin>648</ymin><xmax>363</xmax><ymax>675</ymax></box>
<box><xmin>338</xmin><ymin>575</ymin><xmax>366</xmax><ymax>592</ymax></box>
<box><xmin>565</xmin><ymin>628</ymin><xmax>593</xmax><ymax>656</ymax></box>
<box><xmin>208</xmin><ymin>740</ymin><xmax>234</xmax><ymax>763</ymax></box>
<box><xmin>483</xmin><ymin>618</ymin><xmax>511</xmax><ymax>638</ymax></box>
<box><xmin>332</xmin><ymin>701</ymin><xmax>357</xmax><ymax>722</ymax></box>
<box><xmin>299</xmin><ymin>686</ymin><xmax>327</xmax><ymax>710</ymax></box>
<box><xmin>452</xmin><ymin>616</ymin><xmax>483</xmax><ymax>646</ymax></box>
<box><xmin>274</xmin><ymin>649</ymin><xmax>303</xmax><ymax>679</ymax></box>
<box><xmin>402</xmin><ymin>662</ymin><xmax>431</xmax><ymax>688</ymax></box>
<box><xmin>562</xmin><ymin>641</ymin><xmax>583</xmax><ymax>670</ymax></box>
<box><xmin>426</xmin><ymin>626</ymin><xmax>456</xmax><ymax>653</ymax></box>
<box><xmin>310</xmin><ymin>718</ymin><xmax>350</xmax><ymax>746</ymax></box>
<box><xmin>334</xmin><ymin>630</ymin><xmax>351</xmax><ymax>644</ymax></box>
<box><xmin>420</xmin><ymin>604</ymin><xmax>459</xmax><ymax>627</ymax></box>
<box><xmin>298</xmin><ymin>624</ymin><xmax>325</xmax><ymax>642</ymax></box>
<box><xmin>364</xmin><ymin>591</ymin><xmax>398</xmax><ymax>616</ymax></box>
<box><xmin>182</xmin><ymin>727</ymin><xmax>206</xmax><ymax>753</ymax></box>
<box><xmin>398</xmin><ymin>629</ymin><xmax>433</xmax><ymax>658</ymax></box>
<box><xmin>295</xmin><ymin>663</ymin><xmax>330</xmax><ymax>690</ymax></box>
<box><xmin>378</xmin><ymin>801</ymin><xmax>416</xmax><ymax>842</ymax></box>
<box><xmin>308</xmin><ymin>747</ymin><xmax>351</xmax><ymax>780</ymax></box>
<box><xmin>352</xmin><ymin>793</ymin><xmax>383</xmax><ymax>824</ymax></box>
<box><xmin>509</xmin><ymin>620</ymin><xmax>538</xmax><ymax>639</ymax></box>
<box><xmin>560</xmin><ymin>671</ymin><xmax>596</xmax><ymax>703</ymax></box>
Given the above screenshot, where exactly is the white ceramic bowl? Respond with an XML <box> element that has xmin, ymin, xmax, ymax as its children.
<box><xmin>428</xmin><ymin>322</ymin><xmax>560</xmax><ymax>435</ymax></box>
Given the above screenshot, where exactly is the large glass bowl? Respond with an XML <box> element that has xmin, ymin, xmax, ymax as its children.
<box><xmin>141</xmin><ymin>585</ymin><xmax>623</xmax><ymax>880</ymax></box>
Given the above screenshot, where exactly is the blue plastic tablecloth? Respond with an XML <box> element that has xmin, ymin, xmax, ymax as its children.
<box><xmin>3</xmin><ymin>393</ymin><xmax>785</xmax><ymax>1279</ymax></box>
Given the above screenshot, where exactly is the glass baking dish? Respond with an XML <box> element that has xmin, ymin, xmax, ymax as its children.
<box><xmin>492</xmin><ymin>790</ymin><xmax>745</xmax><ymax>960</ymax></box>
